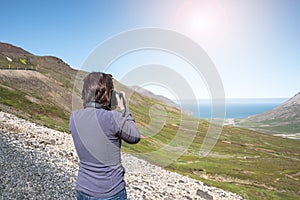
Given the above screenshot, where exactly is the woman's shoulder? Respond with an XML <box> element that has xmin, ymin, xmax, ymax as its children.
<box><xmin>72</xmin><ymin>108</ymin><xmax>116</xmax><ymax>118</ymax></box>
<box><xmin>71</xmin><ymin>108</ymin><xmax>120</xmax><ymax>119</ymax></box>
<box><xmin>70</xmin><ymin>108</ymin><xmax>85</xmax><ymax>116</ymax></box>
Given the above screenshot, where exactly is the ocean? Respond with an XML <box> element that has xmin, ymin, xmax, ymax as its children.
<box><xmin>180</xmin><ymin>98</ymin><xmax>288</xmax><ymax>119</ymax></box>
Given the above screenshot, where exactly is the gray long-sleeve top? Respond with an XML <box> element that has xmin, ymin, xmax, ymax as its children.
<box><xmin>69</xmin><ymin>107</ymin><xmax>140</xmax><ymax>198</ymax></box>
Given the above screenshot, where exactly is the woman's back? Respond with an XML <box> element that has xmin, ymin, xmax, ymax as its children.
<box><xmin>70</xmin><ymin>108</ymin><xmax>125</xmax><ymax>198</ymax></box>
<box><xmin>70</xmin><ymin>72</ymin><xmax>140</xmax><ymax>199</ymax></box>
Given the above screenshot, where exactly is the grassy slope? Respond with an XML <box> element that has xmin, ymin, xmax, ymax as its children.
<box><xmin>0</xmin><ymin>53</ymin><xmax>78</xmax><ymax>131</ymax></box>
<box><xmin>122</xmin><ymin>100</ymin><xmax>300</xmax><ymax>200</ymax></box>
<box><xmin>0</xmin><ymin>55</ymin><xmax>299</xmax><ymax>199</ymax></box>
<box><xmin>236</xmin><ymin>97</ymin><xmax>300</xmax><ymax>135</ymax></box>
<box><xmin>0</xmin><ymin>85</ymin><xmax>69</xmax><ymax>132</ymax></box>
<box><xmin>237</xmin><ymin>119</ymin><xmax>300</xmax><ymax>134</ymax></box>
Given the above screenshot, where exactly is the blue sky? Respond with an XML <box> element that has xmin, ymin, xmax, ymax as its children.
<box><xmin>1</xmin><ymin>0</ymin><xmax>299</xmax><ymax>99</ymax></box>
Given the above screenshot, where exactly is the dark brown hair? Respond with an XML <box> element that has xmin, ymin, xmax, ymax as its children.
<box><xmin>82</xmin><ymin>72</ymin><xmax>114</xmax><ymax>107</ymax></box>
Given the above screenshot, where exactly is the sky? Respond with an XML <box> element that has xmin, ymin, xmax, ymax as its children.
<box><xmin>1</xmin><ymin>0</ymin><xmax>299</xmax><ymax>99</ymax></box>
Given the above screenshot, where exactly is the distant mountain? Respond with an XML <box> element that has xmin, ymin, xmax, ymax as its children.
<box><xmin>131</xmin><ymin>86</ymin><xmax>179</xmax><ymax>108</ymax></box>
<box><xmin>1</xmin><ymin>42</ymin><xmax>300</xmax><ymax>199</ymax></box>
<box><xmin>237</xmin><ymin>92</ymin><xmax>300</xmax><ymax>137</ymax></box>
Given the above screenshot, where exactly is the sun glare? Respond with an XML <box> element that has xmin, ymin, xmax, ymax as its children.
<box><xmin>191</xmin><ymin>13</ymin><xmax>214</xmax><ymax>34</ymax></box>
<box><xmin>175</xmin><ymin>0</ymin><xmax>228</xmax><ymax>42</ymax></box>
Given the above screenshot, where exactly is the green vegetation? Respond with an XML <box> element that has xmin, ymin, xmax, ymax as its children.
<box><xmin>1</xmin><ymin>79</ymin><xmax>299</xmax><ymax>199</ymax></box>
<box><xmin>0</xmin><ymin>54</ymin><xmax>35</xmax><ymax>70</ymax></box>
<box><xmin>0</xmin><ymin>86</ymin><xmax>69</xmax><ymax>132</ymax></box>
<box><xmin>239</xmin><ymin>120</ymin><xmax>300</xmax><ymax>134</ymax></box>
<box><xmin>0</xmin><ymin>49</ymin><xmax>299</xmax><ymax>199</ymax></box>
<box><xmin>236</xmin><ymin>95</ymin><xmax>300</xmax><ymax>135</ymax></box>
<box><xmin>121</xmin><ymin>99</ymin><xmax>300</xmax><ymax>200</ymax></box>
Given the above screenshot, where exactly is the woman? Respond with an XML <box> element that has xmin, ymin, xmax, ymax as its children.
<box><xmin>69</xmin><ymin>72</ymin><xmax>140</xmax><ymax>200</ymax></box>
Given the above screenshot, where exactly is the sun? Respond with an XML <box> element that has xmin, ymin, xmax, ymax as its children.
<box><xmin>175</xmin><ymin>0</ymin><xmax>228</xmax><ymax>41</ymax></box>
<box><xmin>190</xmin><ymin>12</ymin><xmax>215</xmax><ymax>34</ymax></box>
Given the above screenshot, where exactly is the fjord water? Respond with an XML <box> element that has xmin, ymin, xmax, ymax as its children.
<box><xmin>181</xmin><ymin>98</ymin><xmax>288</xmax><ymax>119</ymax></box>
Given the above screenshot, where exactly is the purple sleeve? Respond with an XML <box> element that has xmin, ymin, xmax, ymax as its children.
<box><xmin>112</xmin><ymin>108</ymin><xmax>141</xmax><ymax>144</ymax></box>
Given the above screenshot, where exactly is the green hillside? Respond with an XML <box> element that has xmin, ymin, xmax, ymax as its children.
<box><xmin>0</xmin><ymin>42</ymin><xmax>299</xmax><ymax>199</ymax></box>
<box><xmin>237</xmin><ymin>93</ymin><xmax>300</xmax><ymax>138</ymax></box>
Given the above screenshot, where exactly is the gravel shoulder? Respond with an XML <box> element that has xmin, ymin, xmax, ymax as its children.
<box><xmin>0</xmin><ymin>111</ymin><xmax>243</xmax><ymax>200</ymax></box>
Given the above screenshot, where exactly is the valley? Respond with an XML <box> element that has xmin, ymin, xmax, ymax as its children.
<box><xmin>0</xmin><ymin>42</ymin><xmax>299</xmax><ymax>199</ymax></box>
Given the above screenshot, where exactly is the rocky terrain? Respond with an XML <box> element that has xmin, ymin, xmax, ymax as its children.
<box><xmin>2</xmin><ymin>42</ymin><xmax>298</xmax><ymax>199</ymax></box>
<box><xmin>0</xmin><ymin>111</ymin><xmax>243</xmax><ymax>200</ymax></box>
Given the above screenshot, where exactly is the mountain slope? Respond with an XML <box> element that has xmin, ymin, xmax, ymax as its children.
<box><xmin>0</xmin><ymin>42</ymin><xmax>31</xmax><ymax>54</ymax></box>
<box><xmin>0</xmin><ymin>42</ymin><xmax>299</xmax><ymax>200</ymax></box>
<box><xmin>0</xmin><ymin>42</ymin><xmax>182</xmax><ymax>131</ymax></box>
<box><xmin>0</xmin><ymin>42</ymin><xmax>79</xmax><ymax>131</ymax></box>
<box><xmin>237</xmin><ymin>92</ymin><xmax>300</xmax><ymax>137</ymax></box>
<box><xmin>131</xmin><ymin>86</ymin><xmax>179</xmax><ymax>108</ymax></box>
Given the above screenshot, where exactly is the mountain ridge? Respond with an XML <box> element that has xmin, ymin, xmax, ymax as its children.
<box><xmin>237</xmin><ymin>92</ymin><xmax>300</xmax><ymax>137</ymax></box>
<box><xmin>0</xmin><ymin>42</ymin><xmax>299</xmax><ymax>199</ymax></box>
<box><xmin>131</xmin><ymin>85</ymin><xmax>179</xmax><ymax>108</ymax></box>
<box><xmin>0</xmin><ymin>42</ymin><xmax>31</xmax><ymax>55</ymax></box>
